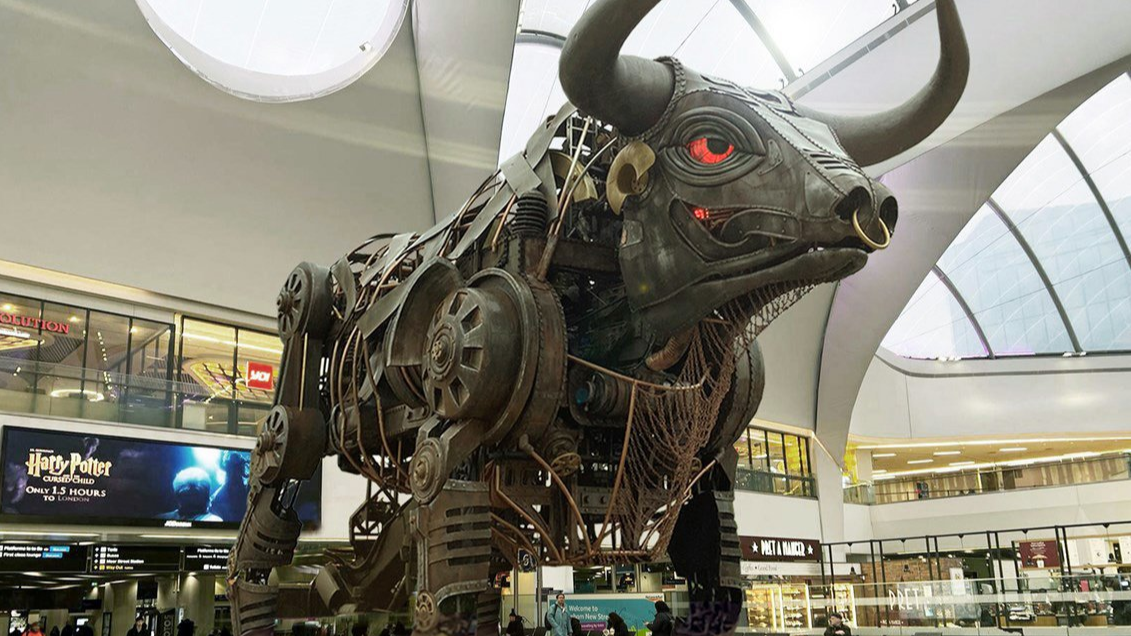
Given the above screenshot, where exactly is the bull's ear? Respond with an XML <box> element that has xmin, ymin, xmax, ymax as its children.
<box><xmin>606</xmin><ymin>141</ymin><xmax>656</xmax><ymax>214</ymax></box>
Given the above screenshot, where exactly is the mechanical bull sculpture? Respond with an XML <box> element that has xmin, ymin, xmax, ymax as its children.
<box><xmin>229</xmin><ymin>1</ymin><xmax>968</xmax><ymax>633</ymax></box>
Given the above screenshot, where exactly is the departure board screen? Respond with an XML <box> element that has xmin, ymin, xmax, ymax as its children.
<box><xmin>183</xmin><ymin>545</ymin><xmax>229</xmax><ymax>572</ymax></box>
<box><xmin>0</xmin><ymin>543</ymin><xmax>88</xmax><ymax>572</ymax></box>
<box><xmin>90</xmin><ymin>545</ymin><xmax>181</xmax><ymax>572</ymax></box>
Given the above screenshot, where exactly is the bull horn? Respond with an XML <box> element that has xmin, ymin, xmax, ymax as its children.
<box><xmin>558</xmin><ymin>0</ymin><xmax>674</xmax><ymax>137</ymax></box>
<box><xmin>796</xmin><ymin>0</ymin><xmax>969</xmax><ymax>167</ymax></box>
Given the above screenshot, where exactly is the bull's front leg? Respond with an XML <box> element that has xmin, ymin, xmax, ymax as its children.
<box><xmin>229</xmin><ymin>263</ymin><xmax>333</xmax><ymax>636</ymax></box>
<box><xmin>667</xmin><ymin>339</ymin><xmax>764</xmax><ymax>636</ymax></box>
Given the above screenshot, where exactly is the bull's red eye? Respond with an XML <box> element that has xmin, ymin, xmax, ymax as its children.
<box><xmin>692</xmin><ymin>207</ymin><xmax>710</xmax><ymax>221</ymax></box>
<box><xmin>687</xmin><ymin>137</ymin><xmax>734</xmax><ymax>164</ymax></box>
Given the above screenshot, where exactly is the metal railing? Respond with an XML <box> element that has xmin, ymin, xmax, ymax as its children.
<box><xmin>845</xmin><ymin>453</ymin><xmax>1131</xmax><ymax>505</ymax></box>
<box><xmin>0</xmin><ymin>357</ymin><xmax>266</xmax><ymax>434</ymax></box>
<box><xmin>736</xmin><ymin>466</ymin><xmax>817</xmax><ymax>499</ymax></box>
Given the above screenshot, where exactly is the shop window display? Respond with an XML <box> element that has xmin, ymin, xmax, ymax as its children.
<box><xmin>178</xmin><ymin>318</ymin><xmax>280</xmax><ymax>435</ymax></box>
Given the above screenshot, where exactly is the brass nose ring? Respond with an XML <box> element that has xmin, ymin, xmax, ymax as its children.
<box><xmin>852</xmin><ymin>207</ymin><xmax>891</xmax><ymax>250</ymax></box>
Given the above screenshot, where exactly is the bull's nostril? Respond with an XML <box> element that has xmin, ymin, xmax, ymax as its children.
<box><xmin>835</xmin><ymin>187</ymin><xmax>872</xmax><ymax>222</ymax></box>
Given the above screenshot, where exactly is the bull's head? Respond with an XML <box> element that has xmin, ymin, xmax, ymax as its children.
<box><xmin>560</xmin><ymin>0</ymin><xmax>968</xmax><ymax>339</ymax></box>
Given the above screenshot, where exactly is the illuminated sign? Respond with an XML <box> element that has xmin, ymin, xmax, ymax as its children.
<box><xmin>245</xmin><ymin>361</ymin><xmax>274</xmax><ymax>391</ymax></box>
<box><xmin>0</xmin><ymin>312</ymin><xmax>70</xmax><ymax>335</ymax></box>
<box><xmin>740</xmin><ymin>535</ymin><xmax>820</xmax><ymax>562</ymax></box>
<box><xmin>0</xmin><ymin>543</ymin><xmax>89</xmax><ymax>572</ymax></box>
<box><xmin>1</xmin><ymin>427</ymin><xmax>321</xmax><ymax>528</ymax></box>
<box><xmin>91</xmin><ymin>545</ymin><xmax>181</xmax><ymax>572</ymax></box>
<box><xmin>183</xmin><ymin>545</ymin><xmax>230</xmax><ymax>572</ymax></box>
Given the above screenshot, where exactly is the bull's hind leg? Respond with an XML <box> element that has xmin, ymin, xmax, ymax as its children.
<box><xmin>230</xmin><ymin>263</ymin><xmax>333</xmax><ymax>636</ymax></box>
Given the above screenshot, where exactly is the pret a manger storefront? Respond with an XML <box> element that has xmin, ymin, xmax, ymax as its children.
<box><xmin>740</xmin><ymin>535</ymin><xmax>857</xmax><ymax>631</ymax></box>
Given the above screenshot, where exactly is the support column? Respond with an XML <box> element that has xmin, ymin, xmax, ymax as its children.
<box><xmin>178</xmin><ymin>574</ymin><xmax>216</xmax><ymax>636</ymax></box>
<box><xmin>157</xmin><ymin>576</ymin><xmax>179</xmax><ymax>613</ymax></box>
<box><xmin>111</xmin><ymin>581</ymin><xmax>140</xmax><ymax>636</ymax></box>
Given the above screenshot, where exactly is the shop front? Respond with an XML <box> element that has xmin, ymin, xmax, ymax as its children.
<box><xmin>738</xmin><ymin>535</ymin><xmax>840</xmax><ymax>631</ymax></box>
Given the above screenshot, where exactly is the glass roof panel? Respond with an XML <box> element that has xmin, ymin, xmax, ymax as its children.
<box><xmin>674</xmin><ymin>1</ymin><xmax>784</xmax><ymax>89</ymax></box>
<box><xmin>742</xmin><ymin>0</ymin><xmax>894</xmax><ymax>75</ymax></box>
<box><xmin>881</xmin><ymin>272</ymin><xmax>987</xmax><ymax>360</ymax></box>
<box><xmin>498</xmin><ymin>42</ymin><xmax>564</xmax><ymax>162</ymax></box>
<box><xmin>138</xmin><ymin>0</ymin><xmax>408</xmax><ymax>101</ymax></box>
<box><xmin>997</xmin><ymin>139</ymin><xmax>1131</xmax><ymax>352</ymax></box>
<box><xmin>937</xmin><ymin>205</ymin><xmax>1072</xmax><ymax>355</ymax></box>
<box><xmin>883</xmin><ymin>75</ymin><xmax>1131</xmax><ymax>359</ymax></box>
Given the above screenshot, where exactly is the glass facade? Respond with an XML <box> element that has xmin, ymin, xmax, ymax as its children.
<box><xmin>0</xmin><ymin>290</ymin><xmax>280</xmax><ymax>436</ymax></box>
<box><xmin>0</xmin><ymin>291</ymin><xmax>174</xmax><ymax>426</ymax></box>
<box><xmin>734</xmin><ymin>426</ymin><xmax>815</xmax><ymax>498</ymax></box>
<box><xmin>884</xmin><ymin>74</ymin><xmax>1131</xmax><ymax>359</ymax></box>
<box><xmin>177</xmin><ymin>317</ymin><xmax>280</xmax><ymax>436</ymax></box>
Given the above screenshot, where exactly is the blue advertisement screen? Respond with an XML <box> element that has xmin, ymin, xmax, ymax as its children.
<box><xmin>0</xmin><ymin>426</ymin><xmax>320</xmax><ymax>528</ymax></box>
<box><xmin>562</xmin><ymin>593</ymin><xmax>665</xmax><ymax>631</ymax></box>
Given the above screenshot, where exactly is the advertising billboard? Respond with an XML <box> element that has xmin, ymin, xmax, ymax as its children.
<box><xmin>561</xmin><ymin>593</ymin><xmax>665</xmax><ymax>631</ymax></box>
<box><xmin>0</xmin><ymin>426</ymin><xmax>320</xmax><ymax>528</ymax></box>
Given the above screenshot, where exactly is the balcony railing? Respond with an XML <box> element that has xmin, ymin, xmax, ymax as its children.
<box><xmin>845</xmin><ymin>453</ymin><xmax>1131</xmax><ymax>505</ymax></box>
<box><xmin>736</xmin><ymin>466</ymin><xmax>817</xmax><ymax>498</ymax></box>
<box><xmin>0</xmin><ymin>357</ymin><xmax>268</xmax><ymax>435</ymax></box>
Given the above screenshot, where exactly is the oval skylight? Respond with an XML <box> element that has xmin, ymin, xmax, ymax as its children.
<box><xmin>135</xmin><ymin>0</ymin><xmax>409</xmax><ymax>102</ymax></box>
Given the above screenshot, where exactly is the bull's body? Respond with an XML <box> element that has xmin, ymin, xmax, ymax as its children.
<box><xmin>229</xmin><ymin>2</ymin><xmax>968</xmax><ymax>634</ymax></box>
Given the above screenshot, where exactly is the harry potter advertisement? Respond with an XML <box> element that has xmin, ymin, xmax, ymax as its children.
<box><xmin>1</xmin><ymin>427</ymin><xmax>320</xmax><ymax>527</ymax></box>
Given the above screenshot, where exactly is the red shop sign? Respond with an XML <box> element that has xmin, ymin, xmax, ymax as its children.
<box><xmin>1019</xmin><ymin>540</ymin><xmax>1061</xmax><ymax>568</ymax></box>
<box><xmin>246</xmin><ymin>361</ymin><xmax>275</xmax><ymax>391</ymax></box>
<box><xmin>0</xmin><ymin>312</ymin><xmax>70</xmax><ymax>335</ymax></box>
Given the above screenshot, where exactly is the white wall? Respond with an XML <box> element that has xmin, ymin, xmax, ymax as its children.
<box><xmin>852</xmin><ymin>351</ymin><xmax>1131</xmax><ymax>440</ymax></box>
<box><xmin>734</xmin><ymin>490</ymin><xmax>823</xmax><ymax>540</ymax></box>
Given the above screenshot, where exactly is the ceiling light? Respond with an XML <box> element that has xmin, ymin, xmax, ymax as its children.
<box><xmin>907</xmin><ymin>459</ymin><xmax>933</xmax><ymax>465</ymax></box>
<box><xmin>138</xmin><ymin>534</ymin><xmax>235</xmax><ymax>541</ymax></box>
<box><xmin>2</xmin><ymin>304</ymin><xmax>13</xmax><ymax>311</ymax></box>
<box><xmin>69</xmin><ymin>316</ymin><xmax>81</xmax><ymax>323</ymax></box>
<box><xmin>872</xmin><ymin>470</ymin><xmax>887</xmax><ymax>474</ymax></box>
<box><xmin>1000</xmin><ymin>447</ymin><xmax>1028</xmax><ymax>453</ymax></box>
<box><xmin>873</xmin><ymin>453</ymin><xmax>896</xmax><ymax>458</ymax></box>
<box><xmin>0</xmin><ymin>531</ymin><xmax>98</xmax><ymax>537</ymax></box>
<box><xmin>950</xmin><ymin>461</ymin><xmax>975</xmax><ymax>467</ymax></box>
<box><xmin>934</xmin><ymin>451</ymin><xmax>961</xmax><ymax>456</ymax></box>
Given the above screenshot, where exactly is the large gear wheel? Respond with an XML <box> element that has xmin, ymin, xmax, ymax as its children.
<box><xmin>276</xmin><ymin>262</ymin><xmax>333</xmax><ymax>340</ymax></box>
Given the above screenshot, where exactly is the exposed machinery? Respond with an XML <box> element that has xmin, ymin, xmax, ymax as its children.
<box><xmin>228</xmin><ymin>1</ymin><xmax>968</xmax><ymax>634</ymax></box>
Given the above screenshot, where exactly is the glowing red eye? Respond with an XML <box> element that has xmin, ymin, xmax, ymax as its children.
<box><xmin>692</xmin><ymin>207</ymin><xmax>710</xmax><ymax>221</ymax></box>
<box><xmin>687</xmin><ymin>137</ymin><xmax>734</xmax><ymax>164</ymax></box>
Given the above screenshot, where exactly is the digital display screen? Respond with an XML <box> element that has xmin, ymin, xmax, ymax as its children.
<box><xmin>90</xmin><ymin>545</ymin><xmax>181</xmax><ymax>572</ymax></box>
<box><xmin>1</xmin><ymin>427</ymin><xmax>321</xmax><ymax>528</ymax></box>
<box><xmin>0</xmin><ymin>542</ymin><xmax>88</xmax><ymax>572</ymax></box>
<box><xmin>183</xmin><ymin>545</ymin><xmax>230</xmax><ymax>572</ymax></box>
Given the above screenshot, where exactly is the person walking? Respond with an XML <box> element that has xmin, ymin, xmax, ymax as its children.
<box><xmin>126</xmin><ymin>617</ymin><xmax>150</xmax><ymax>636</ymax></box>
<box><xmin>22</xmin><ymin>622</ymin><xmax>44</xmax><ymax>636</ymax></box>
<box><xmin>647</xmin><ymin>601</ymin><xmax>673</xmax><ymax>636</ymax></box>
<box><xmin>823</xmin><ymin>612</ymin><xmax>851</xmax><ymax>636</ymax></box>
<box><xmin>546</xmin><ymin>593</ymin><xmax>571</xmax><ymax>636</ymax></box>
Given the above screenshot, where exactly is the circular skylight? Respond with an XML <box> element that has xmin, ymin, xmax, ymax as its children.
<box><xmin>135</xmin><ymin>0</ymin><xmax>409</xmax><ymax>102</ymax></box>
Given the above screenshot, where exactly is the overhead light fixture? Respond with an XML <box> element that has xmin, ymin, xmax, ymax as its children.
<box><xmin>138</xmin><ymin>534</ymin><xmax>235</xmax><ymax>541</ymax></box>
<box><xmin>1000</xmin><ymin>447</ymin><xmax>1028</xmax><ymax>453</ymax></box>
<box><xmin>907</xmin><ymin>459</ymin><xmax>933</xmax><ymax>465</ymax></box>
<box><xmin>934</xmin><ymin>451</ymin><xmax>961</xmax><ymax>456</ymax></box>
<box><xmin>0</xmin><ymin>529</ymin><xmax>97</xmax><ymax>534</ymax></box>
<box><xmin>950</xmin><ymin>461</ymin><xmax>976</xmax><ymax>467</ymax></box>
<box><xmin>873</xmin><ymin>453</ymin><xmax>896</xmax><ymax>458</ymax></box>
<box><xmin>872</xmin><ymin>470</ymin><xmax>888</xmax><ymax>474</ymax></box>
